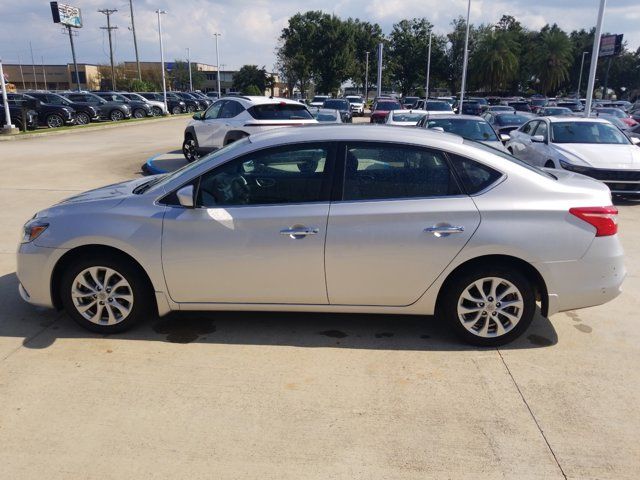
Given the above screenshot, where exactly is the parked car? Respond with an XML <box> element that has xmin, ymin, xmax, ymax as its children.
<box><xmin>416</xmin><ymin>100</ymin><xmax>454</xmax><ymax>115</ymax></box>
<box><xmin>169</xmin><ymin>92</ymin><xmax>204</xmax><ymax>112</ymax></box>
<box><xmin>182</xmin><ymin>96</ymin><xmax>317</xmax><ymax>161</ymax></box>
<box><xmin>205</xmin><ymin>92</ymin><xmax>220</xmax><ymax>100</ymax></box>
<box><xmin>417</xmin><ymin>114</ymin><xmax>509</xmax><ymax>151</ymax></box>
<box><xmin>138</xmin><ymin>92</ymin><xmax>185</xmax><ymax>115</ymax></box>
<box><xmin>385</xmin><ymin>110</ymin><xmax>428</xmax><ymax>126</ymax></box>
<box><xmin>0</xmin><ymin>103</ymin><xmax>38</xmax><ymax>131</ymax></box>
<box><xmin>189</xmin><ymin>91</ymin><xmax>213</xmax><ymax>108</ymax></box>
<box><xmin>6</xmin><ymin>93</ymin><xmax>76</xmax><ymax>128</ymax></box>
<box><xmin>94</xmin><ymin>92</ymin><xmax>152</xmax><ymax>119</ymax></box>
<box><xmin>455</xmin><ymin>100</ymin><xmax>483</xmax><ymax>116</ymax></box>
<box><xmin>370</xmin><ymin>99</ymin><xmax>402</xmax><ymax>123</ymax></box>
<box><xmin>537</xmin><ymin>106</ymin><xmax>574</xmax><ymax>117</ymax></box>
<box><xmin>593</xmin><ymin>107</ymin><xmax>638</xmax><ymax>128</ymax></box>
<box><xmin>468</xmin><ymin>97</ymin><xmax>489</xmax><ymax>112</ymax></box>
<box><xmin>529</xmin><ymin>97</ymin><xmax>548</xmax><ymax>113</ymax></box>
<box><xmin>25</xmin><ymin>92</ymin><xmax>100</xmax><ymax>125</ymax></box>
<box><xmin>506</xmin><ymin>117</ymin><xmax>640</xmax><ymax>195</ymax></box>
<box><xmin>121</xmin><ymin>92</ymin><xmax>167</xmax><ymax>116</ymax></box>
<box><xmin>482</xmin><ymin>111</ymin><xmax>535</xmax><ymax>136</ymax></box>
<box><xmin>345</xmin><ymin>95</ymin><xmax>365</xmax><ymax>116</ymax></box>
<box><xmin>402</xmin><ymin>96</ymin><xmax>420</xmax><ymax>109</ymax></box>
<box><xmin>312</xmin><ymin>108</ymin><xmax>343</xmax><ymax>123</ymax></box>
<box><xmin>601</xmin><ymin>101</ymin><xmax>633</xmax><ymax>113</ymax></box>
<box><xmin>18</xmin><ymin>125</ymin><xmax>624</xmax><ymax>347</ymax></box>
<box><xmin>502</xmin><ymin>100</ymin><xmax>532</xmax><ymax>113</ymax></box>
<box><xmin>63</xmin><ymin>92</ymin><xmax>132</xmax><ymax>121</ymax></box>
<box><xmin>556</xmin><ymin>100</ymin><xmax>583</xmax><ymax>113</ymax></box>
<box><xmin>309</xmin><ymin>95</ymin><xmax>329</xmax><ymax>109</ymax></box>
<box><xmin>322</xmin><ymin>98</ymin><xmax>352</xmax><ymax>123</ymax></box>
<box><xmin>485</xmin><ymin>105</ymin><xmax>516</xmax><ymax>113</ymax></box>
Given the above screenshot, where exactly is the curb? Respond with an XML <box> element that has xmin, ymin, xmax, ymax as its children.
<box><xmin>143</xmin><ymin>153</ymin><xmax>173</xmax><ymax>175</ymax></box>
<box><xmin>0</xmin><ymin>114</ymin><xmax>191</xmax><ymax>142</ymax></box>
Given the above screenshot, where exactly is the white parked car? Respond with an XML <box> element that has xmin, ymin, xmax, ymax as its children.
<box><xmin>122</xmin><ymin>92</ymin><xmax>167</xmax><ymax>116</ymax></box>
<box><xmin>345</xmin><ymin>95</ymin><xmax>365</xmax><ymax>116</ymax></box>
<box><xmin>415</xmin><ymin>100</ymin><xmax>454</xmax><ymax>115</ymax></box>
<box><xmin>309</xmin><ymin>95</ymin><xmax>329</xmax><ymax>109</ymax></box>
<box><xmin>506</xmin><ymin>117</ymin><xmax>640</xmax><ymax>195</ymax></box>
<box><xmin>417</xmin><ymin>114</ymin><xmax>510</xmax><ymax>152</ymax></box>
<box><xmin>18</xmin><ymin>126</ymin><xmax>624</xmax><ymax>346</ymax></box>
<box><xmin>182</xmin><ymin>96</ymin><xmax>317</xmax><ymax>162</ymax></box>
<box><xmin>385</xmin><ymin>109</ymin><xmax>428</xmax><ymax>126</ymax></box>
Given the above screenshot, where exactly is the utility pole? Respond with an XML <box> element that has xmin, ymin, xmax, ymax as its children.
<box><xmin>98</xmin><ymin>9</ymin><xmax>118</xmax><ymax>90</ymax></box>
<box><xmin>41</xmin><ymin>56</ymin><xmax>47</xmax><ymax>88</ymax></box>
<box><xmin>213</xmin><ymin>33</ymin><xmax>222</xmax><ymax>97</ymax></box>
<box><xmin>577</xmin><ymin>51</ymin><xmax>588</xmax><ymax>98</ymax></box>
<box><xmin>128</xmin><ymin>0</ymin><xmax>141</xmax><ymax>81</ymax></box>
<box><xmin>1</xmin><ymin>59</ymin><xmax>16</xmax><ymax>132</ymax></box>
<box><xmin>18</xmin><ymin>54</ymin><xmax>26</xmax><ymax>90</ymax></box>
<box><xmin>186</xmin><ymin>47</ymin><xmax>193</xmax><ymax>91</ymax></box>
<box><xmin>376</xmin><ymin>42</ymin><xmax>383</xmax><ymax>98</ymax></box>
<box><xmin>585</xmin><ymin>0</ymin><xmax>606</xmax><ymax>116</ymax></box>
<box><xmin>425</xmin><ymin>31</ymin><xmax>432</xmax><ymax>103</ymax></box>
<box><xmin>29</xmin><ymin>42</ymin><xmax>38</xmax><ymax>90</ymax></box>
<box><xmin>156</xmin><ymin>10</ymin><xmax>168</xmax><ymax>113</ymax></box>
<box><xmin>459</xmin><ymin>0</ymin><xmax>471</xmax><ymax>115</ymax></box>
<box><xmin>66</xmin><ymin>26</ymin><xmax>81</xmax><ymax>91</ymax></box>
<box><xmin>364</xmin><ymin>51</ymin><xmax>369</xmax><ymax>103</ymax></box>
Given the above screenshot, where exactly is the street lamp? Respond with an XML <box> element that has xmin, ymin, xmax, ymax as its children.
<box><xmin>1</xmin><ymin>59</ymin><xmax>16</xmax><ymax>133</ymax></box>
<box><xmin>577</xmin><ymin>51</ymin><xmax>589</xmax><ymax>98</ymax></box>
<box><xmin>213</xmin><ymin>33</ymin><xmax>222</xmax><ymax>97</ymax></box>
<box><xmin>585</xmin><ymin>0</ymin><xmax>607</xmax><ymax>116</ymax></box>
<box><xmin>364</xmin><ymin>51</ymin><xmax>369</xmax><ymax>102</ymax></box>
<box><xmin>155</xmin><ymin>10</ymin><xmax>168</xmax><ymax>113</ymax></box>
<box><xmin>459</xmin><ymin>0</ymin><xmax>471</xmax><ymax>115</ymax></box>
<box><xmin>186</xmin><ymin>47</ymin><xmax>193</xmax><ymax>91</ymax></box>
<box><xmin>426</xmin><ymin>31</ymin><xmax>432</xmax><ymax>103</ymax></box>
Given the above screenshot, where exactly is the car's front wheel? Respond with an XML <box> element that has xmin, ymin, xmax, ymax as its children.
<box><xmin>440</xmin><ymin>267</ymin><xmax>536</xmax><ymax>346</ymax></box>
<box><xmin>171</xmin><ymin>105</ymin><xmax>182</xmax><ymax>115</ymax></box>
<box><xmin>110</xmin><ymin>109</ymin><xmax>124</xmax><ymax>121</ymax></box>
<box><xmin>133</xmin><ymin>108</ymin><xmax>147</xmax><ymax>119</ymax></box>
<box><xmin>46</xmin><ymin>114</ymin><xmax>64</xmax><ymax>128</ymax></box>
<box><xmin>182</xmin><ymin>135</ymin><xmax>200</xmax><ymax>162</ymax></box>
<box><xmin>75</xmin><ymin>112</ymin><xmax>91</xmax><ymax>125</ymax></box>
<box><xmin>60</xmin><ymin>255</ymin><xmax>153</xmax><ymax>333</ymax></box>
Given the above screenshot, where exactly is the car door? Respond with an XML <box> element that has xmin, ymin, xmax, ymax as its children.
<box><xmin>510</xmin><ymin>120</ymin><xmax>538</xmax><ymax>162</ymax></box>
<box><xmin>211</xmin><ymin>100</ymin><xmax>245</xmax><ymax>146</ymax></box>
<box><xmin>324</xmin><ymin>142</ymin><xmax>481</xmax><ymax>306</ymax></box>
<box><xmin>528</xmin><ymin>120</ymin><xmax>551</xmax><ymax>167</ymax></box>
<box><xmin>194</xmin><ymin>100</ymin><xmax>225</xmax><ymax>149</ymax></box>
<box><xmin>161</xmin><ymin>142</ymin><xmax>335</xmax><ymax>304</ymax></box>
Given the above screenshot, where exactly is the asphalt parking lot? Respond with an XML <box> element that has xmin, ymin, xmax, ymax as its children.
<box><xmin>1</xmin><ymin>116</ymin><xmax>639</xmax><ymax>479</ymax></box>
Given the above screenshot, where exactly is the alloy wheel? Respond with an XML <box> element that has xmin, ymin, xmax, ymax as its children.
<box><xmin>75</xmin><ymin>112</ymin><xmax>90</xmax><ymax>125</ymax></box>
<box><xmin>47</xmin><ymin>114</ymin><xmax>64</xmax><ymax>128</ymax></box>
<box><xmin>182</xmin><ymin>138</ymin><xmax>199</xmax><ymax>162</ymax></box>
<box><xmin>71</xmin><ymin>266</ymin><xmax>134</xmax><ymax>326</ymax></box>
<box><xmin>110</xmin><ymin>110</ymin><xmax>124</xmax><ymax>121</ymax></box>
<box><xmin>133</xmin><ymin>109</ymin><xmax>146</xmax><ymax>119</ymax></box>
<box><xmin>456</xmin><ymin>277</ymin><xmax>524</xmax><ymax>338</ymax></box>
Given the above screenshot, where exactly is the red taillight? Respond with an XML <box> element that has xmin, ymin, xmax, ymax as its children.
<box><xmin>569</xmin><ymin>206</ymin><xmax>618</xmax><ymax>237</ymax></box>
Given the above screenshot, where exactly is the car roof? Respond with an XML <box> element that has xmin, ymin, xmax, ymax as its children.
<box><xmin>425</xmin><ymin>114</ymin><xmax>487</xmax><ymax>121</ymax></box>
<box><xmin>225</xmin><ymin>96</ymin><xmax>305</xmax><ymax>107</ymax></box>
<box><xmin>544</xmin><ymin>116</ymin><xmax>609</xmax><ymax>124</ymax></box>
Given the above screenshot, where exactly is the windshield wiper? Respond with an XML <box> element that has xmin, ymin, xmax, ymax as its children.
<box><xmin>133</xmin><ymin>177</ymin><xmax>163</xmax><ymax>194</ymax></box>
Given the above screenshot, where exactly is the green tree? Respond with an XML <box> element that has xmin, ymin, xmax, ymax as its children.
<box><xmin>245</xmin><ymin>85</ymin><xmax>262</xmax><ymax>96</ymax></box>
<box><xmin>471</xmin><ymin>28</ymin><xmax>519</xmax><ymax>92</ymax></box>
<box><xmin>346</xmin><ymin>19</ymin><xmax>384</xmax><ymax>95</ymax></box>
<box><xmin>388</xmin><ymin>18</ymin><xmax>433</xmax><ymax>95</ymax></box>
<box><xmin>534</xmin><ymin>25</ymin><xmax>573</xmax><ymax>95</ymax></box>
<box><xmin>169</xmin><ymin>60</ymin><xmax>205</xmax><ymax>90</ymax></box>
<box><xmin>232</xmin><ymin>65</ymin><xmax>269</xmax><ymax>94</ymax></box>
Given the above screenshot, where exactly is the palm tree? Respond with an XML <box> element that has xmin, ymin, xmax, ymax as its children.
<box><xmin>534</xmin><ymin>27</ymin><xmax>573</xmax><ymax>95</ymax></box>
<box><xmin>472</xmin><ymin>29</ymin><xmax>519</xmax><ymax>92</ymax></box>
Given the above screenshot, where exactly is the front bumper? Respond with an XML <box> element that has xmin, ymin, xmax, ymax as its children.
<box><xmin>16</xmin><ymin>242</ymin><xmax>67</xmax><ymax>309</ymax></box>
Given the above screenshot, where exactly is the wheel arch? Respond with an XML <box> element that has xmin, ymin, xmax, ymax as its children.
<box><xmin>434</xmin><ymin>254</ymin><xmax>549</xmax><ymax>317</ymax></box>
<box><xmin>223</xmin><ymin>130</ymin><xmax>249</xmax><ymax>145</ymax></box>
<box><xmin>50</xmin><ymin>244</ymin><xmax>156</xmax><ymax>313</ymax></box>
<box><xmin>184</xmin><ymin>125</ymin><xmax>196</xmax><ymax>141</ymax></box>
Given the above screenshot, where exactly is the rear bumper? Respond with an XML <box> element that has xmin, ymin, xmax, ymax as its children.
<box><xmin>541</xmin><ymin>235</ymin><xmax>625</xmax><ymax>315</ymax></box>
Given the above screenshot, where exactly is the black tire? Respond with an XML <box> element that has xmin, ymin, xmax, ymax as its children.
<box><xmin>75</xmin><ymin>112</ymin><xmax>91</xmax><ymax>125</ymax></box>
<box><xmin>171</xmin><ymin>106</ymin><xmax>182</xmax><ymax>115</ymax></box>
<box><xmin>440</xmin><ymin>266</ymin><xmax>536</xmax><ymax>347</ymax></box>
<box><xmin>60</xmin><ymin>254</ymin><xmax>154</xmax><ymax>334</ymax></box>
<box><xmin>182</xmin><ymin>134</ymin><xmax>200</xmax><ymax>162</ymax></box>
<box><xmin>110</xmin><ymin>109</ymin><xmax>124</xmax><ymax>121</ymax></box>
<box><xmin>46</xmin><ymin>114</ymin><xmax>64</xmax><ymax>128</ymax></box>
<box><xmin>133</xmin><ymin>108</ymin><xmax>146</xmax><ymax>119</ymax></box>
<box><xmin>152</xmin><ymin>106</ymin><xmax>163</xmax><ymax>116</ymax></box>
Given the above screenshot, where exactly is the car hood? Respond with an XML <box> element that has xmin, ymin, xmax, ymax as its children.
<box><xmin>55</xmin><ymin>177</ymin><xmax>153</xmax><ymax>206</ymax></box>
<box><xmin>552</xmin><ymin>143</ymin><xmax>640</xmax><ymax>169</ymax></box>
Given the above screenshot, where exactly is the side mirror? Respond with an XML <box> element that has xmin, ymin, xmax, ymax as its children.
<box><xmin>192</xmin><ymin>112</ymin><xmax>203</xmax><ymax>120</ymax></box>
<box><xmin>430</xmin><ymin>127</ymin><xmax>445</xmax><ymax>133</ymax></box>
<box><xmin>500</xmin><ymin>133</ymin><xmax>511</xmax><ymax>143</ymax></box>
<box><xmin>531</xmin><ymin>135</ymin><xmax>545</xmax><ymax>143</ymax></box>
<box><xmin>176</xmin><ymin>185</ymin><xmax>195</xmax><ymax>208</ymax></box>
<box><xmin>631</xmin><ymin>136</ymin><xmax>640</xmax><ymax>146</ymax></box>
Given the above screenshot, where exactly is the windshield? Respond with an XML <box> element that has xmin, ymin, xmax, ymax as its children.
<box><xmin>495</xmin><ymin>114</ymin><xmax>531</xmax><ymax>125</ymax></box>
<box><xmin>375</xmin><ymin>101</ymin><xmax>401</xmax><ymax>111</ymax></box>
<box><xmin>531</xmin><ymin>98</ymin><xmax>547</xmax><ymax>106</ymax></box>
<box><xmin>392</xmin><ymin>112</ymin><xmax>427</xmax><ymax>122</ymax></box>
<box><xmin>465</xmin><ymin>140</ymin><xmax>556</xmax><ymax>179</ymax></box>
<box><xmin>249</xmin><ymin>103</ymin><xmax>313</xmax><ymax>120</ymax></box>
<box><xmin>596</xmin><ymin>108</ymin><xmax>625</xmax><ymax>118</ymax></box>
<box><xmin>425</xmin><ymin>101</ymin><xmax>452</xmax><ymax>111</ymax></box>
<box><xmin>346</xmin><ymin>98</ymin><xmax>363</xmax><ymax>104</ymax></box>
<box><xmin>323</xmin><ymin>100</ymin><xmax>348</xmax><ymax>110</ymax></box>
<box><xmin>427</xmin><ymin>118</ymin><xmax>498</xmax><ymax>141</ymax></box>
<box><xmin>552</xmin><ymin>121</ymin><xmax>630</xmax><ymax>144</ymax></box>
<box><xmin>544</xmin><ymin>108</ymin><xmax>572</xmax><ymax>115</ymax></box>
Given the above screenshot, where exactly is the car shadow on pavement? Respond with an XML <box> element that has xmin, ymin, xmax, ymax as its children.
<box><xmin>0</xmin><ymin>272</ymin><xmax>558</xmax><ymax>352</ymax></box>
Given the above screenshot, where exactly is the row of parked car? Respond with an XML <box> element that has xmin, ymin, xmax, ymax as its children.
<box><xmin>0</xmin><ymin>90</ymin><xmax>223</xmax><ymax>131</ymax></box>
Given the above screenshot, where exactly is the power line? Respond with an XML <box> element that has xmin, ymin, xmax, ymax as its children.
<box><xmin>98</xmin><ymin>8</ymin><xmax>118</xmax><ymax>90</ymax></box>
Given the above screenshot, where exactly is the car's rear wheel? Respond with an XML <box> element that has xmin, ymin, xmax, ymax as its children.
<box><xmin>441</xmin><ymin>267</ymin><xmax>536</xmax><ymax>346</ymax></box>
<box><xmin>75</xmin><ymin>112</ymin><xmax>91</xmax><ymax>125</ymax></box>
<box><xmin>133</xmin><ymin>108</ymin><xmax>147</xmax><ymax>119</ymax></box>
<box><xmin>171</xmin><ymin>105</ymin><xmax>182</xmax><ymax>115</ymax></box>
<box><xmin>110</xmin><ymin>109</ymin><xmax>124</xmax><ymax>121</ymax></box>
<box><xmin>46</xmin><ymin>114</ymin><xmax>64</xmax><ymax>128</ymax></box>
<box><xmin>60</xmin><ymin>256</ymin><xmax>153</xmax><ymax>334</ymax></box>
<box><xmin>182</xmin><ymin>135</ymin><xmax>200</xmax><ymax>162</ymax></box>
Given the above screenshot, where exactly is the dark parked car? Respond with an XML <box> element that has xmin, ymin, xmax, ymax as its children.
<box><xmin>482</xmin><ymin>111</ymin><xmax>535</xmax><ymax>135</ymax></box>
<box><xmin>529</xmin><ymin>97</ymin><xmax>548</xmax><ymax>113</ymax></box>
<box><xmin>63</xmin><ymin>92</ymin><xmax>132</xmax><ymax>121</ymax></box>
<box><xmin>0</xmin><ymin>103</ymin><xmax>39</xmax><ymax>131</ymax></box>
<box><xmin>139</xmin><ymin>92</ymin><xmax>186</xmax><ymax>115</ymax></box>
<box><xmin>370</xmin><ymin>99</ymin><xmax>402</xmax><ymax>123</ymax></box>
<box><xmin>189</xmin><ymin>91</ymin><xmax>212</xmax><ymax>108</ymax></box>
<box><xmin>322</xmin><ymin>98</ymin><xmax>353</xmax><ymax>123</ymax></box>
<box><xmin>468</xmin><ymin>97</ymin><xmax>489</xmax><ymax>112</ymax></box>
<box><xmin>169</xmin><ymin>92</ymin><xmax>204</xmax><ymax>112</ymax></box>
<box><xmin>556</xmin><ymin>100</ymin><xmax>583</xmax><ymax>113</ymax></box>
<box><xmin>402</xmin><ymin>96</ymin><xmax>420</xmax><ymax>108</ymax></box>
<box><xmin>503</xmin><ymin>101</ymin><xmax>532</xmax><ymax>113</ymax></box>
<box><xmin>25</xmin><ymin>92</ymin><xmax>100</xmax><ymax>125</ymax></box>
<box><xmin>6</xmin><ymin>93</ymin><xmax>75</xmax><ymax>128</ymax></box>
<box><xmin>94</xmin><ymin>92</ymin><xmax>152</xmax><ymax>118</ymax></box>
<box><xmin>455</xmin><ymin>100</ymin><xmax>483</xmax><ymax>116</ymax></box>
<box><xmin>537</xmin><ymin>106</ymin><xmax>573</xmax><ymax>117</ymax></box>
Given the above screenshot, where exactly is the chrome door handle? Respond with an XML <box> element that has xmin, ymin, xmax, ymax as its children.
<box><xmin>280</xmin><ymin>227</ymin><xmax>319</xmax><ymax>239</ymax></box>
<box><xmin>425</xmin><ymin>225</ymin><xmax>465</xmax><ymax>237</ymax></box>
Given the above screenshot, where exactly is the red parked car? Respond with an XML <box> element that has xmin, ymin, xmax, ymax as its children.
<box><xmin>370</xmin><ymin>99</ymin><xmax>402</xmax><ymax>123</ymax></box>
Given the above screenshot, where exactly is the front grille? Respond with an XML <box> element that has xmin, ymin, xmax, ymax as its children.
<box><xmin>586</xmin><ymin>169</ymin><xmax>640</xmax><ymax>182</ymax></box>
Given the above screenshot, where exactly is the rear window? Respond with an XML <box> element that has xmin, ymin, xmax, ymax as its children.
<box><xmin>463</xmin><ymin>140</ymin><xmax>556</xmax><ymax>179</ymax></box>
<box><xmin>495</xmin><ymin>114</ymin><xmax>531</xmax><ymax>125</ymax></box>
<box><xmin>375</xmin><ymin>101</ymin><xmax>401</xmax><ymax>111</ymax></box>
<box><xmin>323</xmin><ymin>99</ymin><xmax>349</xmax><ymax>110</ymax></box>
<box><xmin>248</xmin><ymin>104</ymin><xmax>313</xmax><ymax>120</ymax></box>
<box><xmin>426</xmin><ymin>101</ymin><xmax>452</xmax><ymax>111</ymax></box>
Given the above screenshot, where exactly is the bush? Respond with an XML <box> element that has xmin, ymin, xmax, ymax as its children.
<box><xmin>245</xmin><ymin>85</ymin><xmax>263</xmax><ymax>96</ymax></box>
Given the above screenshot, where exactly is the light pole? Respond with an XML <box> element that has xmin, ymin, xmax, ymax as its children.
<box><xmin>156</xmin><ymin>10</ymin><xmax>168</xmax><ymax>113</ymax></box>
<box><xmin>459</xmin><ymin>0</ymin><xmax>471</xmax><ymax>115</ymax></box>
<box><xmin>213</xmin><ymin>33</ymin><xmax>221</xmax><ymax>97</ymax></box>
<box><xmin>425</xmin><ymin>31</ymin><xmax>432</xmax><ymax>104</ymax></box>
<box><xmin>585</xmin><ymin>0</ymin><xmax>606</xmax><ymax>116</ymax></box>
<box><xmin>1</xmin><ymin>59</ymin><xmax>16</xmax><ymax>133</ymax></box>
<box><xmin>364</xmin><ymin>51</ymin><xmax>369</xmax><ymax>103</ymax></box>
<box><xmin>186</xmin><ymin>47</ymin><xmax>193</xmax><ymax>91</ymax></box>
<box><xmin>376</xmin><ymin>42</ymin><xmax>383</xmax><ymax>98</ymax></box>
<box><xmin>577</xmin><ymin>51</ymin><xmax>588</xmax><ymax>98</ymax></box>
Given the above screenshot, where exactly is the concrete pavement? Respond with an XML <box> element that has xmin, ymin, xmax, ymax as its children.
<box><xmin>0</xmin><ymin>116</ymin><xmax>639</xmax><ymax>479</ymax></box>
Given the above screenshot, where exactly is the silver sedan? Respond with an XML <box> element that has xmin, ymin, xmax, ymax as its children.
<box><xmin>17</xmin><ymin>125</ymin><xmax>625</xmax><ymax>346</ymax></box>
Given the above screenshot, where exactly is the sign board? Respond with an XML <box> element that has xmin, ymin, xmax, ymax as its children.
<box><xmin>599</xmin><ymin>34</ymin><xmax>623</xmax><ymax>57</ymax></box>
<box><xmin>50</xmin><ymin>2</ymin><xmax>82</xmax><ymax>28</ymax></box>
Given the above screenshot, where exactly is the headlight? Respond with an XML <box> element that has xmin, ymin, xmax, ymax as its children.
<box><xmin>22</xmin><ymin>219</ymin><xmax>49</xmax><ymax>243</ymax></box>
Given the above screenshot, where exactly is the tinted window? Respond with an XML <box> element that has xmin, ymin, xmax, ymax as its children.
<box><xmin>67</xmin><ymin>94</ymin><xmax>89</xmax><ymax>102</ymax></box>
<box><xmin>496</xmin><ymin>114</ymin><xmax>532</xmax><ymax>125</ymax></box>
<box><xmin>449</xmin><ymin>154</ymin><xmax>503</xmax><ymax>194</ymax></box>
<box><xmin>219</xmin><ymin>100</ymin><xmax>244</xmax><ymax>118</ymax></box>
<box><xmin>391</xmin><ymin>112</ymin><xmax>427</xmax><ymax>123</ymax></box>
<box><xmin>551</xmin><ymin>121</ymin><xmax>630</xmax><ymax>145</ymax></box>
<box><xmin>463</xmin><ymin>140</ymin><xmax>556</xmax><ymax>179</ymax></box>
<box><xmin>520</xmin><ymin>121</ymin><xmax>536</xmax><ymax>135</ymax></box>
<box><xmin>343</xmin><ymin>143</ymin><xmax>461</xmax><ymax>201</ymax></box>
<box><xmin>533</xmin><ymin>121</ymin><xmax>548</xmax><ymax>140</ymax></box>
<box><xmin>425</xmin><ymin>101</ymin><xmax>452</xmax><ymax>111</ymax></box>
<box><xmin>197</xmin><ymin>144</ymin><xmax>330</xmax><ymax>207</ymax></box>
<box><xmin>374</xmin><ymin>101</ymin><xmax>402</xmax><ymax>111</ymax></box>
<box><xmin>248</xmin><ymin>104</ymin><xmax>312</xmax><ymax>120</ymax></box>
<box><xmin>323</xmin><ymin>99</ymin><xmax>349</xmax><ymax>110</ymax></box>
<box><xmin>425</xmin><ymin>118</ymin><xmax>498</xmax><ymax>141</ymax></box>
<box><xmin>204</xmin><ymin>101</ymin><xmax>224</xmax><ymax>119</ymax></box>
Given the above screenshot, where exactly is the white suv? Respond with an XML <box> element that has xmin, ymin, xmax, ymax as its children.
<box><xmin>182</xmin><ymin>96</ymin><xmax>317</xmax><ymax>162</ymax></box>
<box><xmin>345</xmin><ymin>96</ymin><xmax>365</xmax><ymax>116</ymax></box>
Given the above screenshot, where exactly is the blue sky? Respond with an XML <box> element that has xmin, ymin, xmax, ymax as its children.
<box><xmin>1</xmin><ymin>0</ymin><xmax>638</xmax><ymax>71</ymax></box>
